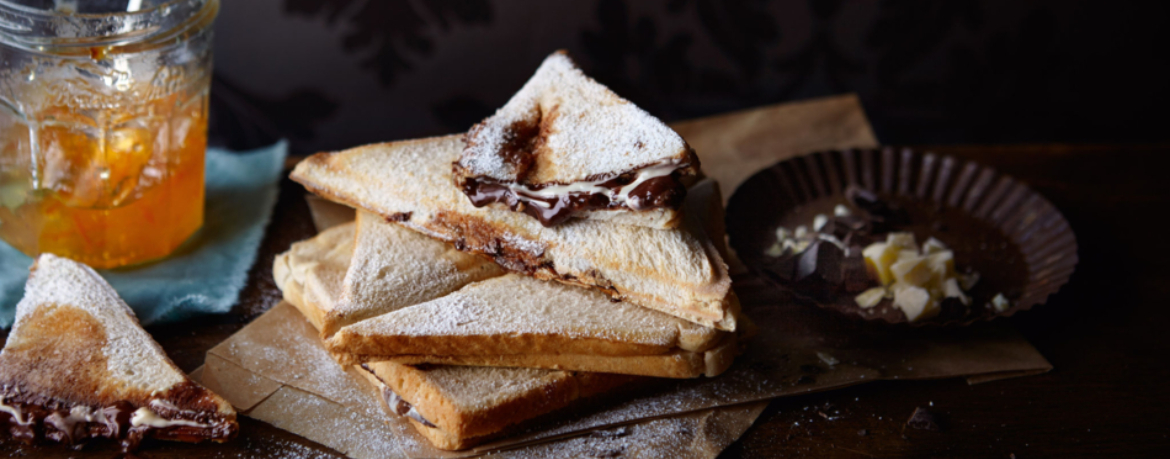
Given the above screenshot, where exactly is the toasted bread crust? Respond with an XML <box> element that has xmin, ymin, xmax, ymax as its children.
<box><xmin>365</xmin><ymin>318</ymin><xmax>747</xmax><ymax>379</ymax></box>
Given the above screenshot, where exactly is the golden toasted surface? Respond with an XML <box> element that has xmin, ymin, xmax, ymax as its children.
<box><xmin>0</xmin><ymin>304</ymin><xmax>130</xmax><ymax>406</ymax></box>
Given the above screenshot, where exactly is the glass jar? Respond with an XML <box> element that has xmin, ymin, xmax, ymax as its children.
<box><xmin>0</xmin><ymin>0</ymin><xmax>218</xmax><ymax>268</ymax></box>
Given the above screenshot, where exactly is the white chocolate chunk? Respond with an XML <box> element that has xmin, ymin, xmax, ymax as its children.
<box><xmin>813</xmin><ymin>214</ymin><xmax>829</xmax><ymax>232</ymax></box>
<box><xmin>834</xmin><ymin>204</ymin><xmax>851</xmax><ymax>217</ymax></box>
<box><xmin>890</xmin><ymin>255</ymin><xmax>933</xmax><ymax>287</ymax></box>
<box><xmin>943</xmin><ymin>278</ymin><xmax>970</xmax><ymax>305</ymax></box>
<box><xmin>854</xmin><ymin>287</ymin><xmax>887</xmax><ymax>308</ymax></box>
<box><xmin>925</xmin><ymin>251</ymin><xmax>956</xmax><ymax>286</ymax></box>
<box><xmin>862</xmin><ymin>242</ymin><xmax>899</xmax><ymax>286</ymax></box>
<box><xmin>775</xmin><ymin>227</ymin><xmax>790</xmax><ymax>242</ymax></box>
<box><xmin>990</xmin><ymin>293</ymin><xmax>1010</xmax><ymax>312</ymax></box>
<box><xmin>764</xmin><ymin>243</ymin><xmax>785</xmax><ymax>257</ymax></box>
<box><xmin>886</xmin><ymin>232</ymin><xmax>918</xmax><ymax>252</ymax></box>
<box><xmin>785</xmin><ymin>238</ymin><xmax>811</xmax><ymax>254</ymax></box>
<box><xmin>893</xmin><ymin>284</ymin><xmax>938</xmax><ymax>322</ymax></box>
<box><xmin>923</xmin><ymin>237</ymin><xmax>949</xmax><ymax>254</ymax></box>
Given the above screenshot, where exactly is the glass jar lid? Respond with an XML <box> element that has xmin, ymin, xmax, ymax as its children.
<box><xmin>0</xmin><ymin>0</ymin><xmax>217</xmax><ymax>51</ymax></box>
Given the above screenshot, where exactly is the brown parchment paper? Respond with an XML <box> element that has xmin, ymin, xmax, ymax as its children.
<box><xmin>671</xmin><ymin>93</ymin><xmax>879</xmax><ymax>201</ymax></box>
<box><xmin>199</xmin><ymin>94</ymin><xmax>1051</xmax><ymax>458</ymax></box>
<box><xmin>197</xmin><ymin>301</ymin><xmax>769</xmax><ymax>459</ymax></box>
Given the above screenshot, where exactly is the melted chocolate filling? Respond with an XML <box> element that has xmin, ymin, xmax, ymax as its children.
<box><xmin>0</xmin><ymin>384</ymin><xmax>234</xmax><ymax>452</ymax></box>
<box><xmin>460</xmin><ymin>168</ymin><xmax>688</xmax><ymax>227</ymax></box>
<box><xmin>380</xmin><ymin>387</ymin><xmax>437</xmax><ymax>428</ymax></box>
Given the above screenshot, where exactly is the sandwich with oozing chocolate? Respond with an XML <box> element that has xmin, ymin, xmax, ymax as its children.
<box><xmin>455</xmin><ymin>50</ymin><xmax>700</xmax><ymax>228</ymax></box>
<box><xmin>0</xmin><ymin>254</ymin><xmax>237</xmax><ymax>451</ymax></box>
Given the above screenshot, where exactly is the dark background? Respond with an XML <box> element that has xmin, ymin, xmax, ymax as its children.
<box><xmin>207</xmin><ymin>0</ymin><xmax>1170</xmax><ymax>156</ymax></box>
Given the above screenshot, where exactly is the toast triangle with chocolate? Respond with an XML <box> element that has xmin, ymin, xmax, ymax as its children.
<box><xmin>290</xmin><ymin>135</ymin><xmax>737</xmax><ymax>331</ymax></box>
<box><xmin>273</xmin><ymin>235</ymin><xmax>642</xmax><ymax>450</ymax></box>
<box><xmin>274</xmin><ymin>211</ymin><xmax>504</xmax><ymax>338</ymax></box>
<box><xmin>274</xmin><ymin>212</ymin><xmax>741</xmax><ymax>378</ymax></box>
<box><xmin>456</xmin><ymin>50</ymin><xmax>700</xmax><ymax>228</ymax></box>
<box><xmin>0</xmin><ymin>254</ymin><xmax>237</xmax><ymax>450</ymax></box>
<box><xmin>328</xmin><ymin>274</ymin><xmax>742</xmax><ymax>378</ymax></box>
<box><xmin>357</xmin><ymin>361</ymin><xmax>640</xmax><ymax>450</ymax></box>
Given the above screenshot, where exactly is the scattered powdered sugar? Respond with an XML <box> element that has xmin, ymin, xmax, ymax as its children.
<box><xmin>461</xmin><ymin>51</ymin><xmax>688</xmax><ymax>184</ymax></box>
<box><xmin>9</xmin><ymin>254</ymin><xmax>185</xmax><ymax>393</ymax></box>
<box><xmin>224</xmin><ymin>308</ymin><xmax>382</xmax><ymax>422</ymax></box>
<box><xmin>490</xmin><ymin>413</ymin><xmax>721</xmax><ymax>459</ymax></box>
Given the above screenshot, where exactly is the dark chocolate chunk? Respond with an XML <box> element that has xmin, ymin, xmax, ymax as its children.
<box><xmin>795</xmin><ymin>240</ymin><xmax>845</xmax><ymax>284</ymax></box>
<box><xmin>841</xmin><ymin>248</ymin><xmax>872</xmax><ymax>293</ymax></box>
<box><xmin>846</xmin><ymin>185</ymin><xmax>909</xmax><ymax>228</ymax></box>
<box><xmin>858</xmin><ymin>429</ymin><xmax>868</xmax><ymax>436</ymax></box>
<box><xmin>907</xmin><ymin>407</ymin><xmax>941</xmax><ymax>431</ymax></box>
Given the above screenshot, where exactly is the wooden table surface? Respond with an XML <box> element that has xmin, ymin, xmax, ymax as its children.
<box><xmin>3</xmin><ymin>144</ymin><xmax>1168</xmax><ymax>458</ymax></box>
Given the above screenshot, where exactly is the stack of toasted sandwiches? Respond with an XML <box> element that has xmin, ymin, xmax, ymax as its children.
<box><xmin>276</xmin><ymin>51</ymin><xmax>751</xmax><ymax>450</ymax></box>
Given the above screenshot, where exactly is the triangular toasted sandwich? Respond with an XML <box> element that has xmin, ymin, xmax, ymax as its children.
<box><xmin>275</xmin><ymin>213</ymin><xmax>740</xmax><ymax>379</ymax></box>
<box><xmin>274</xmin><ymin>210</ymin><xmax>503</xmax><ymax>337</ymax></box>
<box><xmin>0</xmin><ymin>254</ymin><xmax>237</xmax><ymax>450</ymax></box>
<box><xmin>290</xmin><ymin>135</ymin><xmax>738</xmax><ymax>331</ymax></box>
<box><xmin>455</xmin><ymin>50</ymin><xmax>700</xmax><ymax>229</ymax></box>
<box><xmin>273</xmin><ymin>233</ymin><xmax>641</xmax><ymax>450</ymax></box>
<box><xmin>328</xmin><ymin>274</ymin><xmax>741</xmax><ymax>378</ymax></box>
<box><xmin>357</xmin><ymin>360</ymin><xmax>639</xmax><ymax>450</ymax></box>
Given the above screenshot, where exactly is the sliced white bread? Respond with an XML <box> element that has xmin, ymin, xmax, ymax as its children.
<box><xmin>328</xmin><ymin>273</ymin><xmax>724</xmax><ymax>359</ymax></box>
<box><xmin>273</xmin><ymin>217</ymin><xmax>738</xmax><ymax>378</ymax></box>
<box><xmin>290</xmin><ymin>135</ymin><xmax>737</xmax><ymax>331</ymax></box>
<box><xmin>358</xmin><ymin>361</ymin><xmax>638</xmax><ymax>450</ymax></box>
<box><xmin>456</xmin><ymin>51</ymin><xmax>699</xmax><ymax>229</ymax></box>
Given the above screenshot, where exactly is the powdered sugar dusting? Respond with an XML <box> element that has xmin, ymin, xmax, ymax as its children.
<box><xmin>221</xmin><ymin>307</ymin><xmax>384</xmax><ymax>423</ymax></box>
<box><xmin>9</xmin><ymin>254</ymin><xmax>185</xmax><ymax>394</ymax></box>
<box><xmin>420</xmin><ymin>365</ymin><xmax>570</xmax><ymax>412</ymax></box>
<box><xmin>461</xmin><ymin>51</ymin><xmax>689</xmax><ymax>184</ymax></box>
<box><xmin>491</xmin><ymin>412</ymin><xmax>728</xmax><ymax>459</ymax></box>
<box><xmin>336</xmin><ymin>212</ymin><xmax>503</xmax><ymax>330</ymax></box>
<box><xmin>291</xmin><ymin>134</ymin><xmax>730</xmax><ymax>331</ymax></box>
<box><xmin>340</xmin><ymin>275</ymin><xmax>697</xmax><ymax>349</ymax></box>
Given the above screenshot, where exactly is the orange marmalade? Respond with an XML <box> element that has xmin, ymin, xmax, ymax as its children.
<box><xmin>0</xmin><ymin>0</ymin><xmax>218</xmax><ymax>269</ymax></box>
<box><xmin>0</xmin><ymin>94</ymin><xmax>207</xmax><ymax>268</ymax></box>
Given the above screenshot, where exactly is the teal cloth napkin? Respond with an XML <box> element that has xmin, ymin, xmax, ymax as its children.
<box><xmin>0</xmin><ymin>142</ymin><xmax>287</xmax><ymax>327</ymax></box>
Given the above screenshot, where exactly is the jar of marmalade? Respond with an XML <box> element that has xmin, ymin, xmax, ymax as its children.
<box><xmin>0</xmin><ymin>0</ymin><xmax>218</xmax><ymax>268</ymax></box>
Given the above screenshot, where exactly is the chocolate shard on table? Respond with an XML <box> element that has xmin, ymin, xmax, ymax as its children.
<box><xmin>0</xmin><ymin>254</ymin><xmax>237</xmax><ymax>451</ymax></box>
<box><xmin>455</xmin><ymin>50</ymin><xmax>700</xmax><ymax>229</ymax></box>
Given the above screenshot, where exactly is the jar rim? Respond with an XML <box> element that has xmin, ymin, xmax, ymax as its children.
<box><xmin>0</xmin><ymin>0</ymin><xmax>217</xmax><ymax>49</ymax></box>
